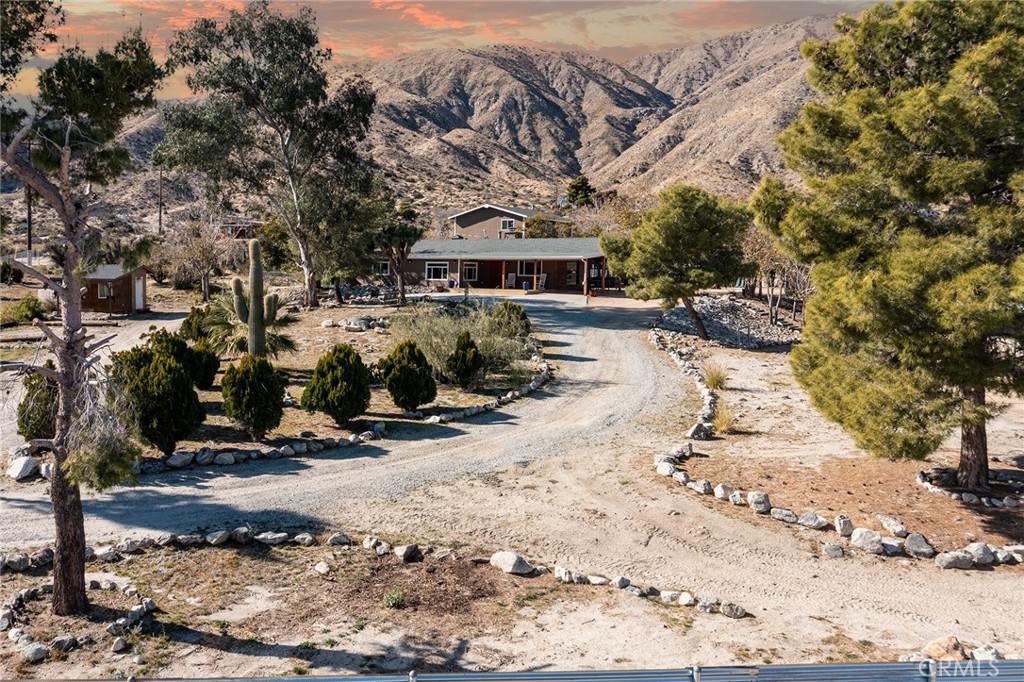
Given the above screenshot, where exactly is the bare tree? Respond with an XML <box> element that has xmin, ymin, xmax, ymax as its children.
<box><xmin>165</xmin><ymin>213</ymin><xmax>240</xmax><ymax>302</ymax></box>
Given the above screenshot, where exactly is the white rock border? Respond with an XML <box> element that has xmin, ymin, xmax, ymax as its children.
<box><xmin>649</xmin><ymin>330</ymin><xmax>717</xmax><ymax>440</ymax></box>
<box><xmin>652</xmin><ymin>454</ymin><xmax>1024</xmax><ymax>571</ymax></box>
<box><xmin>648</xmin><ymin>326</ymin><xmax>1023</xmax><ymax>573</ymax></box>
<box><xmin>915</xmin><ymin>468</ymin><xmax>1024</xmax><ymax>509</ymax></box>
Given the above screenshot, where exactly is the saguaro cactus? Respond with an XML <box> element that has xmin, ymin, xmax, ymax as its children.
<box><xmin>232</xmin><ymin>239</ymin><xmax>279</xmax><ymax>357</ymax></box>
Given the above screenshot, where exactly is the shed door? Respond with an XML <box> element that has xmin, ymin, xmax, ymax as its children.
<box><xmin>133</xmin><ymin>276</ymin><xmax>144</xmax><ymax>311</ymax></box>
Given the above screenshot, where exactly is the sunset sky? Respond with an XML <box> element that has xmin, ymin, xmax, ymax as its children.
<box><xmin>13</xmin><ymin>0</ymin><xmax>869</xmax><ymax>99</ymax></box>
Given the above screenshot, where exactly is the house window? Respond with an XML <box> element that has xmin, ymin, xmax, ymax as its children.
<box><xmin>518</xmin><ymin>261</ymin><xmax>537</xmax><ymax>276</ymax></box>
<box><xmin>374</xmin><ymin>261</ymin><xmax>391</xmax><ymax>276</ymax></box>
<box><xmin>425</xmin><ymin>262</ymin><xmax>449</xmax><ymax>281</ymax></box>
<box><xmin>462</xmin><ymin>262</ymin><xmax>478</xmax><ymax>281</ymax></box>
<box><xmin>500</xmin><ymin>218</ymin><xmax>517</xmax><ymax>232</ymax></box>
<box><xmin>97</xmin><ymin>283</ymin><xmax>112</xmax><ymax>299</ymax></box>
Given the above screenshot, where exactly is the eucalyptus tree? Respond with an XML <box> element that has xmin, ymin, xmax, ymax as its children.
<box><xmin>156</xmin><ymin>0</ymin><xmax>375</xmax><ymax>308</ymax></box>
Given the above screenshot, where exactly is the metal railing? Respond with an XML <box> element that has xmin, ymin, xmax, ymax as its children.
<box><xmin>151</xmin><ymin>661</ymin><xmax>1024</xmax><ymax>682</ymax></box>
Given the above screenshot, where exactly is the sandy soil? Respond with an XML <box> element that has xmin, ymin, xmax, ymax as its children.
<box><xmin>2</xmin><ymin>292</ymin><xmax>1022</xmax><ymax>676</ymax></box>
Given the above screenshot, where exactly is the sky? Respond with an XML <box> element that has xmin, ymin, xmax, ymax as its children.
<box><xmin>11</xmin><ymin>0</ymin><xmax>870</xmax><ymax>99</ymax></box>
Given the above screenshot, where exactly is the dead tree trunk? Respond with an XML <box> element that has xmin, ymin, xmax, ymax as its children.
<box><xmin>296</xmin><ymin>234</ymin><xmax>318</xmax><ymax>309</ymax></box>
<box><xmin>957</xmin><ymin>386</ymin><xmax>990</xmax><ymax>491</ymax></box>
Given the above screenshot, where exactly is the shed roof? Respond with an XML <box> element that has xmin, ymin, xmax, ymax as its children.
<box><xmin>84</xmin><ymin>264</ymin><xmax>133</xmax><ymax>281</ymax></box>
<box><xmin>447</xmin><ymin>204</ymin><xmax>571</xmax><ymax>223</ymax></box>
<box><xmin>409</xmin><ymin>238</ymin><xmax>602</xmax><ymax>261</ymax></box>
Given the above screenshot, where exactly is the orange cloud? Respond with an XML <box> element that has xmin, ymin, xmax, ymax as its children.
<box><xmin>371</xmin><ymin>0</ymin><xmax>467</xmax><ymax>29</ymax></box>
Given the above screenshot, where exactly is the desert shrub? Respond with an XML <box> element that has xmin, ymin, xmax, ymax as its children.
<box><xmin>180</xmin><ymin>306</ymin><xmax>210</xmax><ymax>341</ymax></box>
<box><xmin>300</xmin><ymin>344</ymin><xmax>371</xmax><ymax>425</ymax></box>
<box><xmin>192</xmin><ymin>339</ymin><xmax>220</xmax><ymax>390</ymax></box>
<box><xmin>390</xmin><ymin>302</ymin><xmax>531</xmax><ymax>381</ymax></box>
<box><xmin>1</xmin><ymin>296</ymin><xmax>49</xmax><ymax>325</ymax></box>
<box><xmin>377</xmin><ymin>340</ymin><xmax>436</xmax><ymax>410</ymax></box>
<box><xmin>222</xmin><ymin>354</ymin><xmax>286</xmax><ymax>440</ymax></box>
<box><xmin>1</xmin><ymin>261</ymin><xmax>24</xmax><ymax>284</ymax></box>
<box><xmin>382</xmin><ymin>587</ymin><xmax>406</xmax><ymax>609</ymax></box>
<box><xmin>446</xmin><ymin>331</ymin><xmax>484</xmax><ymax>389</ymax></box>
<box><xmin>701</xmin><ymin>361</ymin><xmax>728</xmax><ymax>390</ymax></box>
<box><xmin>16</xmin><ymin>361</ymin><xmax>57</xmax><ymax>440</ymax></box>
<box><xmin>488</xmin><ymin>300</ymin><xmax>531</xmax><ymax>338</ymax></box>
<box><xmin>143</xmin><ymin>328</ymin><xmax>196</xmax><ymax>375</ymax></box>
<box><xmin>109</xmin><ymin>349</ymin><xmax>205</xmax><ymax>455</ymax></box>
<box><xmin>713</xmin><ymin>401</ymin><xmax>738</xmax><ymax>435</ymax></box>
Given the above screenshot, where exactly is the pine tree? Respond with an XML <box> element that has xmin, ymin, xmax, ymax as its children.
<box><xmin>754</xmin><ymin>1</ymin><xmax>1024</xmax><ymax>490</ymax></box>
<box><xmin>301</xmin><ymin>344</ymin><xmax>371</xmax><ymax>424</ymax></box>
<box><xmin>222</xmin><ymin>355</ymin><xmax>286</xmax><ymax>440</ymax></box>
<box><xmin>378</xmin><ymin>341</ymin><xmax>437</xmax><ymax>411</ymax></box>
<box><xmin>445</xmin><ymin>331</ymin><xmax>484</xmax><ymax>389</ymax></box>
<box><xmin>601</xmin><ymin>185</ymin><xmax>752</xmax><ymax>339</ymax></box>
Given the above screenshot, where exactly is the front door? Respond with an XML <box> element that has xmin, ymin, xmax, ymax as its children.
<box><xmin>566</xmin><ymin>262</ymin><xmax>577</xmax><ymax>286</ymax></box>
<box><xmin>133</xmin><ymin>276</ymin><xmax>144</xmax><ymax>311</ymax></box>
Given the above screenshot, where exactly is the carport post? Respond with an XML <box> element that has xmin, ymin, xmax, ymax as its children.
<box><xmin>501</xmin><ymin>260</ymin><xmax>507</xmax><ymax>289</ymax></box>
<box><xmin>533</xmin><ymin>260</ymin><xmax>539</xmax><ymax>290</ymax></box>
<box><xmin>583</xmin><ymin>258</ymin><xmax>590</xmax><ymax>297</ymax></box>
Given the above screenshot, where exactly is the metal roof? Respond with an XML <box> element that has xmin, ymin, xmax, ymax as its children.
<box><xmin>447</xmin><ymin>203</ymin><xmax>571</xmax><ymax>222</ymax></box>
<box><xmin>83</xmin><ymin>264</ymin><xmax>132</xmax><ymax>281</ymax></box>
<box><xmin>410</xmin><ymin>238</ymin><xmax>602</xmax><ymax>261</ymax></box>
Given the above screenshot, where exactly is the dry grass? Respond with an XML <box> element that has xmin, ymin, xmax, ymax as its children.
<box><xmin>701</xmin><ymin>360</ymin><xmax>728</xmax><ymax>390</ymax></box>
<box><xmin>712</xmin><ymin>401</ymin><xmax>738</xmax><ymax>435</ymax></box>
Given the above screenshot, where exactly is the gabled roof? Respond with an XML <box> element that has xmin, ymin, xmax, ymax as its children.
<box><xmin>447</xmin><ymin>204</ymin><xmax>571</xmax><ymax>223</ymax></box>
<box><xmin>410</xmin><ymin>238</ymin><xmax>602</xmax><ymax>261</ymax></box>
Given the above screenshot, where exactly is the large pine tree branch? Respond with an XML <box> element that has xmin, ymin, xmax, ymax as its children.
<box><xmin>0</xmin><ymin>362</ymin><xmax>59</xmax><ymax>381</ymax></box>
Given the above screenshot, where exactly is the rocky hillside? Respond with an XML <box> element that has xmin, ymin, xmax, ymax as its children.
<box><xmin>0</xmin><ymin>15</ymin><xmax>837</xmax><ymax>237</ymax></box>
<box><xmin>352</xmin><ymin>14</ymin><xmax>835</xmax><ymax>209</ymax></box>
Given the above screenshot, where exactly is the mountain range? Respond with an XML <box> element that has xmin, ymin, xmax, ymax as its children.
<box><xmin>2</xmin><ymin>14</ymin><xmax>836</xmax><ymax>233</ymax></box>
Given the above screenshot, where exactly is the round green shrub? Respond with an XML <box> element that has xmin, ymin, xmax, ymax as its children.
<box><xmin>1</xmin><ymin>296</ymin><xmax>48</xmax><ymax>325</ymax></box>
<box><xmin>110</xmin><ymin>349</ymin><xmax>205</xmax><ymax>456</ymax></box>
<box><xmin>180</xmin><ymin>306</ymin><xmax>210</xmax><ymax>341</ymax></box>
<box><xmin>222</xmin><ymin>354</ymin><xmax>286</xmax><ymax>440</ymax></box>
<box><xmin>16</xmin><ymin>360</ymin><xmax>57</xmax><ymax>440</ymax></box>
<box><xmin>377</xmin><ymin>340</ymin><xmax>436</xmax><ymax>411</ymax></box>
<box><xmin>445</xmin><ymin>331</ymin><xmax>484</xmax><ymax>389</ymax></box>
<box><xmin>192</xmin><ymin>338</ymin><xmax>220</xmax><ymax>390</ymax></box>
<box><xmin>301</xmin><ymin>344</ymin><xmax>371</xmax><ymax>425</ymax></box>
<box><xmin>144</xmin><ymin>327</ymin><xmax>195</xmax><ymax>374</ymax></box>
<box><xmin>488</xmin><ymin>300</ymin><xmax>531</xmax><ymax>338</ymax></box>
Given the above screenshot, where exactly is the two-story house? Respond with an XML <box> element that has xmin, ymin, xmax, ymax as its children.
<box><xmin>447</xmin><ymin>204</ymin><xmax>571</xmax><ymax>239</ymax></box>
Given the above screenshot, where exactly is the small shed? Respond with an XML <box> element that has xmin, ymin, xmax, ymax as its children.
<box><xmin>82</xmin><ymin>264</ymin><xmax>149</xmax><ymax>314</ymax></box>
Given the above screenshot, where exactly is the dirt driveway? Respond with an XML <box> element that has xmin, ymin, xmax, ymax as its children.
<box><xmin>2</xmin><ymin>293</ymin><xmax>1022</xmax><ymax>664</ymax></box>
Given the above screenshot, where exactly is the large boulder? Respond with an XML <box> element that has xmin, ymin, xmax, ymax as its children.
<box><xmin>964</xmin><ymin>542</ymin><xmax>995</xmax><ymax>565</ymax></box>
<box><xmin>394</xmin><ymin>544</ymin><xmax>423</xmax><ymax>563</ymax></box>
<box><xmin>747</xmin><ymin>491</ymin><xmax>771</xmax><ymax>513</ymax></box>
<box><xmin>904</xmin><ymin>533</ymin><xmax>935</xmax><ymax>558</ymax></box>
<box><xmin>770</xmin><ymin>508</ymin><xmax>798</xmax><ymax>523</ymax></box>
<box><xmin>253</xmin><ymin>531</ymin><xmax>289</xmax><ymax>546</ymax></box>
<box><xmin>166</xmin><ymin>451</ymin><xmax>194</xmax><ymax>469</ymax></box>
<box><xmin>935</xmin><ymin>550</ymin><xmax>974</xmax><ymax>570</ymax></box>
<box><xmin>489</xmin><ymin>551</ymin><xmax>533</xmax><ymax>575</ymax></box>
<box><xmin>850</xmin><ymin>528</ymin><xmax>884</xmax><ymax>554</ymax></box>
<box><xmin>877</xmin><ymin>515</ymin><xmax>908</xmax><ymax>538</ymax></box>
<box><xmin>922</xmin><ymin>636</ymin><xmax>969</xmax><ymax>661</ymax></box>
<box><xmin>7</xmin><ymin>456</ymin><xmax>39</xmax><ymax>481</ymax></box>
<box><xmin>798</xmin><ymin>511</ymin><xmax>829</xmax><ymax>530</ymax></box>
<box><xmin>20</xmin><ymin>642</ymin><xmax>49</xmax><ymax>663</ymax></box>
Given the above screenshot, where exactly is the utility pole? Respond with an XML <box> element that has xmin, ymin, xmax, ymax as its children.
<box><xmin>158</xmin><ymin>168</ymin><xmax>163</xmax><ymax>235</ymax></box>
<box><xmin>25</xmin><ymin>185</ymin><xmax>32</xmax><ymax>252</ymax></box>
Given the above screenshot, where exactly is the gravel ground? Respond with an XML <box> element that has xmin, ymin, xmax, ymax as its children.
<box><xmin>0</xmin><ymin>293</ymin><xmax>671</xmax><ymax>545</ymax></box>
<box><xmin>2</xmin><ymin>293</ymin><xmax>1022</xmax><ymax>665</ymax></box>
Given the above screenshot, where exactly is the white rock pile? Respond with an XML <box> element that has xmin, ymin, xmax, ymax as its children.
<box><xmin>656</xmin><ymin>295</ymin><xmax>801</xmax><ymax>349</ymax></box>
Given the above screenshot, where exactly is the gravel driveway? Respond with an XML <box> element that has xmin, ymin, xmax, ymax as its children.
<box><xmin>1</xmin><ymin>294</ymin><xmax>665</xmax><ymax>545</ymax></box>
